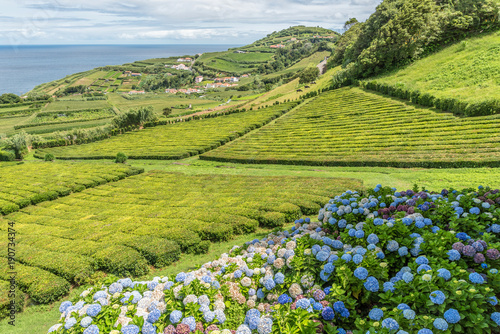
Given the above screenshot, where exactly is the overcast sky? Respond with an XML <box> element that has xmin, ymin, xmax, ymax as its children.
<box><xmin>0</xmin><ymin>0</ymin><xmax>381</xmax><ymax>45</ymax></box>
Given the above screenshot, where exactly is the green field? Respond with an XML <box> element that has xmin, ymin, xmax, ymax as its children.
<box><xmin>42</xmin><ymin>100</ymin><xmax>110</xmax><ymax>112</ymax></box>
<box><xmin>35</xmin><ymin>102</ymin><xmax>300</xmax><ymax>159</ymax></box>
<box><xmin>0</xmin><ymin>171</ymin><xmax>360</xmax><ymax>304</ymax></box>
<box><xmin>106</xmin><ymin>93</ymin><xmax>220</xmax><ymax>115</ymax></box>
<box><xmin>201</xmin><ymin>87</ymin><xmax>500</xmax><ymax>167</ymax></box>
<box><xmin>262</xmin><ymin>51</ymin><xmax>329</xmax><ymax>80</ymax></box>
<box><xmin>365</xmin><ymin>31</ymin><xmax>500</xmax><ymax>109</ymax></box>
<box><xmin>222</xmin><ymin>52</ymin><xmax>274</xmax><ymax>63</ymax></box>
<box><xmin>0</xmin><ymin>161</ymin><xmax>142</xmax><ymax>215</ymax></box>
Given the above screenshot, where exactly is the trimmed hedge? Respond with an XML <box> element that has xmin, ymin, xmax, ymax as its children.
<box><xmin>201</xmin><ymin>87</ymin><xmax>500</xmax><ymax>168</ymax></box>
<box><xmin>0</xmin><ymin>279</ymin><xmax>24</xmax><ymax>320</ymax></box>
<box><xmin>93</xmin><ymin>245</ymin><xmax>150</xmax><ymax>277</ymax></box>
<box><xmin>35</xmin><ymin>101</ymin><xmax>302</xmax><ymax>160</ymax></box>
<box><xmin>0</xmin><ymin>261</ymin><xmax>69</xmax><ymax>304</ymax></box>
<box><xmin>0</xmin><ymin>161</ymin><xmax>143</xmax><ymax>215</ymax></box>
<box><xmin>360</xmin><ymin>80</ymin><xmax>500</xmax><ymax>117</ymax></box>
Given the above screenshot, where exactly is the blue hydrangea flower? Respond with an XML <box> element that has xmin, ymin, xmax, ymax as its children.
<box><xmin>278</xmin><ymin>294</ymin><xmax>292</xmax><ymax>304</ymax></box>
<box><xmin>86</xmin><ymin>304</ymin><xmax>102</xmax><ymax>317</ymax></box>
<box><xmin>59</xmin><ymin>301</ymin><xmax>72</xmax><ymax>313</ymax></box>
<box><xmin>257</xmin><ymin>288</ymin><xmax>264</xmax><ymax>299</ymax></box>
<box><xmin>489</xmin><ymin>296</ymin><xmax>498</xmax><ymax>306</ymax></box>
<box><xmin>264</xmin><ymin>278</ymin><xmax>275</xmax><ymax>290</ymax></box>
<box><xmin>296</xmin><ymin>298</ymin><xmax>310</xmax><ymax>309</ymax></box>
<box><xmin>320</xmin><ymin>269</ymin><xmax>330</xmax><ymax>281</ymax></box>
<box><xmin>63</xmin><ymin>317</ymin><xmax>77</xmax><ymax>330</ymax></box>
<box><xmin>415</xmin><ymin>256</ymin><xmax>428</xmax><ymax>265</ymax></box>
<box><xmin>83</xmin><ymin>325</ymin><xmax>99</xmax><ymax>334</ymax></box>
<box><xmin>316</xmin><ymin>251</ymin><xmax>329</xmax><ymax>262</ymax></box>
<box><xmin>369</xmin><ymin>308</ymin><xmax>383</xmax><ymax>321</ymax></box>
<box><xmin>341</xmin><ymin>253</ymin><xmax>352</xmax><ymax>262</ymax></box>
<box><xmin>417</xmin><ymin>264</ymin><xmax>432</xmax><ymax>273</ymax></box>
<box><xmin>80</xmin><ymin>316</ymin><xmax>92</xmax><ymax>327</ymax></box>
<box><xmin>121</xmin><ymin>325</ymin><xmax>140</xmax><ymax>334</ymax></box>
<box><xmin>324</xmin><ymin>263</ymin><xmax>335</xmax><ymax>274</ymax></box>
<box><xmin>169</xmin><ymin>310</ymin><xmax>182</xmax><ymax>324</ymax></box>
<box><xmin>387</xmin><ymin>240</ymin><xmax>399</xmax><ymax>252</ymax></box>
<box><xmin>147</xmin><ymin>309</ymin><xmax>161</xmax><ymax>323</ymax></box>
<box><xmin>182</xmin><ymin>316</ymin><xmax>196</xmax><ymax>331</ymax></box>
<box><xmin>491</xmin><ymin>312</ymin><xmax>500</xmax><ymax>326</ymax></box>
<box><xmin>403</xmin><ymin>309</ymin><xmax>415</xmax><ymax>320</ymax></box>
<box><xmin>469</xmin><ymin>273</ymin><xmax>484</xmax><ymax>284</ymax></box>
<box><xmin>430</xmin><ymin>290</ymin><xmax>446</xmax><ymax>305</ymax></box>
<box><xmin>402</xmin><ymin>272</ymin><xmax>414</xmax><ymax>283</ymax></box>
<box><xmin>175</xmin><ymin>272</ymin><xmax>187</xmax><ymax>282</ymax></box>
<box><xmin>321</xmin><ymin>306</ymin><xmax>334</xmax><ymax>320</ymax></box>
<box><xmin>444</xmin><ymin>309</ymin><xmax>460</xmax><ymax>324</ymax></box>
<box><xmin>418</xmin><ymin>329</ymin><xmax>433</xmax><ymax>334</ymax></box>
<box><xmin>469</xmin><ymin>207</ymin><xmax>480</xmax><ymax>215</ymax></box>
<box><xmin>274</xmin><ymin>272</ymin><xmax>285</xmax><ymax>284</ymax></box>
<box><xmin>398</xmin><ymin>247</ymin><xmax>408</xmax><ymax>256</ymax></box>
<box><xmin>234</xmin><ymin>269</ymin><xmax>243</xmax><ymax>278</ymax></box>
<box><xmin>141</xmin><ymin>322</ymin><xmax>156</xmax><ymax>334</ymax></box>
<box><xmin>109</xmin><ymin>282</ymin><xmax>123</xmax><ymax>294</ymax></box>
<box><xmin>355</xmin><ymin>230</ymin><xmax>365</xmax><ymax>238</ymax></box>
<box><xmin>448</xmin><ymin>249</ymin><xmax>461</xmax><ymax>261</ymax></box>
<box><xmin>93</xmin><ymin>291</ymin><xmax>107</xmax><ymax>300</ymax></box>
<box><xmin>364</xmin><ymin>276</ymin><xmax>379</xmax><ymax>292</ymax></box>
<box><xmin>377</xmin><ymin>252</ymin><xmax>385</xmax><ymax>259</ymax></box>
<box><xmin>437</xmin><ymin>268</ymin><xmax>451</xmax><ymax>280</ymax></box>
<box><xmin>354</xmin><ymin>267</ymin><xmax>368</xmax><ymax>280</ymax></box>
<box><xmin>204</xmin><ymin>311</ymin><xmax>215</xmax><ymax>322</ymax></box>
<box><xmin>433</xmin><ymin>318</ymin><xmax>448</xmax><ymax>331</ymax></box>
<box><xmin>353</xmin><ymin>254</ymin><xmax>363</xmax><ymax>264</ymax></box>
<box><xmin>383</xmin><ymin>282</ymin><xmax>395</xmax><ymax>292</ymax></box>
<box><xmin>381</xmin><ymin>318</ymin><xmax>399</xmax><ymax>330</ymax></box>
<box><xmin>367</xmin><ymin>233</ymin><xmax>379</xmax><ymax>244</ymax></box>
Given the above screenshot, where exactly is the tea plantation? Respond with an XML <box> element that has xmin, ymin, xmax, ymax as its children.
<box><xmin>201</xmin><ymin>87</ymin><xmax>500</xmax><ymax>168</ymax></box>
<box><xmin>0</xmin><ymin>171</ymin><xmax>361</xmax><ymax>309</ymax></box>
<box><xmin>0</xmin><ymin>161</ymin><xmax>142</xmax><ymax>215</ymax></box>
<box><xmin>35</xmin><ymin>102</ymin><xmax>301</xmax><ymax>160</ymax></box>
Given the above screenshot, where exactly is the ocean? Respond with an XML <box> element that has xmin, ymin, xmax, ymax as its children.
<box><xmin>0</xmin><ymin>44</ymin><xmax>240</xmax><ymax>95</ymax></box>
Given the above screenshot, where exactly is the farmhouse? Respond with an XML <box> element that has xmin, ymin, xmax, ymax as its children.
<box><xmin>170</xmin><ymin>64</ymin><xmax>191</xmax><ymax>71</ymax></box>
<box><xmin>165</xmin><ymin>89</ymin><xmax>178</xmax><ymax>94</ymax></box>
<box><xmin>195</xmin><ymin>76</ymin><xmax>204</xmax><ymax>83</ymax></box>
<box><xmin>270</xmin><ymin>44</ymin><xmax>285</xmax><ymax>49</ymax></box>
<box><xmin>130</xmin><ymin>73</ymin><xmax>141</xmax><ymax>77</ymax></box>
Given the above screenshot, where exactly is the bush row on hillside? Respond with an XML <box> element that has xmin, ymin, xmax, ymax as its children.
<box><xmin>0</xmin><ymin>108</ymin><xmax>37</xmax><ymax>118</ymax></box>
<box><xmin>46</xmin><ymin>184</ymin><xmax>500</xmax><ymax>334</ymax></box>
<box><xmin>360</xmin><ymin>80</ymin><xmax>500</xmax><ymax>117</ymax></box>
<box><xmin>34</xmin><ymin>102</ymin><xmax>302</xmax><ymax>160</ymax></box>
<box><xmin>0</xmin><ymin>261</ymin><xmax>69</xmax><ymax>306</ymax></box>
<box><xmin>14</xmin><ymin>115</ymin><xmax>115</xmax><ymax>130</ymax></box>
<box><xmin>201</xmin><ymin>88</ymin><xmax>500</xmax><ymax>168</ymax></box>
<box><xmin>0</xmin><ymin>280</ymin><xmax>24</xmax><ymax>320</ymax></box>
<box><xmin>0</xmin><ymin>162</ymin><xmax>143</xmax><ymax>215</ymax></box>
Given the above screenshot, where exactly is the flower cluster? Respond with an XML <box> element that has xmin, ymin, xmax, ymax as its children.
<box><xmin>47</xmin><ymin>185</ymin><xmax>500</xmax><ymax>334</ymax></box>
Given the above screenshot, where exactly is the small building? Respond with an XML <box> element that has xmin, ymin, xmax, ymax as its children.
<box><xmin>195</xmin><ymin>76</ymin><xmax>204</xmax><ymax>83</ymax></box>
<box><xmin>131</xmin><ymin>73</ymin><xmax>141</xmax><ymax>77</ymax></box>
<box><xmin>229</xmin><ymin>77</ymin><xmax>239</xmax><ymax>83</ymax></box>
<box><xmin>177</xmin><ymin>57</ymin><xmax>193</xmax><ymax>62</ymax></box>
<box><xmin>165</xmin><ymin>89</ymin><xmax>178</xmax><ymax>94</ymax></box>
<box><xmin>128</xmin><ymin>90</ymin><xmax>145</xmax><ymax>94</ymax></box>
<box><xmin>270</xmin><ymin>44</ymin><xmax>285</xmax><ymax>49</ymax></box>
<box><xmin>234</xmin><ymin>50</ymin><xmax>246</xmax><ymax>54</ymax></box>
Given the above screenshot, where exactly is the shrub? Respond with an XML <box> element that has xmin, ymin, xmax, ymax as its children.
<box><xmin>93</xmin><ymin>245</ymin><xmax>150</xmax><ymax>277</ymax></box>
<box><xmin>0</xmin><ymin>150</ymin><xmax>15</xmax><ymax>161</ymax></box>
<box><xmin>115</xmin><ymin>152</ymin><xmax>128</xmax><ymax>163</ymax></box>
<box><xmin>44</xmin><ymin>153</ymin><xmax>55</xmax><ymax>161</ymax></box>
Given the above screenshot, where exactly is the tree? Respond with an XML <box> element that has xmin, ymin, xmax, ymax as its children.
<box><xmin>1</xmin><ymin>131</ymin><xmax>41</xmax><ymax>160</ymax></box>
<box><xmin>162</xmin><ymin>107</ymin><xmax>172</xmax><ymax>117</ymax></box>
<box><xmin>112</xmin><ymin>106</ymin><xmax>158</xmax><ymax>129</ymax></box>
<box><xmin>344</xmin><ymin>18</ymin><xmax>359</xmax><ymax>31</ymax></box>
<box><xmin>299</xmin><ymin>67</ymin><xmax>320</xmax><ymax>84</ymax></box>
<box><xmin>0</xmin><ymin>93</ymin><xmax>21</xmax><ymax>104</ymax></box>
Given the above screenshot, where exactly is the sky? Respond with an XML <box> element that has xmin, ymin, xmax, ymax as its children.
<box><xmin>0</xmin><ymin>0</ymin><xmax>382</xmax><ymax>45</ymax></box>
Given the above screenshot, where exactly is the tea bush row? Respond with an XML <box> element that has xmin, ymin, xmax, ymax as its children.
<box><xmin>35</xmin><ymin>102</ymin><xmax>301</xmax><ymax>160</ymax></box>
<box><xmin>1</xmin><ymin>172</ymin><xmax>360</xmax><ymax>304</ymax></box>
<box><xmin>201</xmin><ymin>87</ymin><xmax>500</xmax><ymax>168</ymax></box>
<box><xmin>0</xmin><ymin>161</ymin><xmax>143</xmax><ymax>215</ymax></box>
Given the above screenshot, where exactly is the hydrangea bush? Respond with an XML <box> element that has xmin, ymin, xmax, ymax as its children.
<box><xmin>47</xmin><ymin>185</ymin><xmax>500</xmax><ymax>334</ymax></box>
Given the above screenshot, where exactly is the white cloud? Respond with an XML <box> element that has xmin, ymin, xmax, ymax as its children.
<box><xmin>1</xmin><ymin>0</ymin><xmax>382</xmax><ymax>44</ymax></box>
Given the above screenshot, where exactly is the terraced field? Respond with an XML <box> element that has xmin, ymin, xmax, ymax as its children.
<box><xmin>201</xmin><ymin>87</ymin><xmax>500</xmax><ymax>168</ymax></box>
<box><xmin>0</xmin><ymin>161</ymin><xmax>143</xmax><ymax>215</ymax></box>
<box><xmin>35</xmin><ymin>101</ymin><xmax>301</xmax><ymax>160</ymax></box>
<box><xmin>0</xmin><ymin>171</ymin><xmax>361</xmax><ymax>304</ymax></box>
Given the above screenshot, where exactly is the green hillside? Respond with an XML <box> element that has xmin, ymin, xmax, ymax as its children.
<box><xmin>361</xmin><ymin>30</ymin><xmax>500</xmax><ymax>115</ymax></box>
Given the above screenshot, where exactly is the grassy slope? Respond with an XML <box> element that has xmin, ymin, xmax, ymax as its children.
<box><xmin>371</xmin><ymin>30</ymin><xmax>500</xmax><ymax>103</ymax></box>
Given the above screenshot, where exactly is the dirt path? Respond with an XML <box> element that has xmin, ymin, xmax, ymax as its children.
<box><xmin>317</xmin><ymin>59</ymin><xmax>328</xmax><ymax>75</ymax></box>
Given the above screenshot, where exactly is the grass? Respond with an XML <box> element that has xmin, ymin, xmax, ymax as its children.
<box><xmin>130</xmin><ymin>157</ymin><xmax>500</xmax><ymax>192</ymax></box>
<box><xmin>202</xmin><ymin>87</ymin><xmax>500</xmax><ymax>168</ymax></box>
<box><xmin>261</xmin><ymin>51</ymin><xmax>329</xmax><ymax>80</ymax></box>
<box><xmin>0</xmin><ymin>116</ymin><xmax>30</xmax><ymax>136</ymax></box>
<box><xmin>106</xmin><ymin>93</ymin><xmax>220</xmax><ymax>115</ymax></box>
<box><xmin>35</xmin><ymin>102</ymin><xmax>300</xmax><ymax>160</ymax></box>
<box><xmin>42</xmin><ymin>100</ymin><xmax>110</xmax><ymax>112</ymax></box>
<box><xmin>369</xmin><ymin>30</ymin><xmax>500</xmax><ymax>104</ymax></box>
<box><xmin>19</xmin><ymin>119</ymin><xmax>111</xmax><ymax>136</ymax></box>
<box><xmin>222</xmin><ymin>52</ymin><xmax>274</xmax><ymax>63</ymax></box>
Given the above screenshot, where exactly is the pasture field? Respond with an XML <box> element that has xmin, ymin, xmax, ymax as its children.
<box><xmin>20</xmin><ymin>119</ymin><xmax>111</xmax><ymax>136</ymax></box>
<box><xmin>365</xmin><ymin>31</ymin><xmax>500</xmax><ymax>110</ymax></box>
<box><xmin>0</xmin><ymin>161</ymin><xmax>143</xmax><ymax>215</ymax></box>
<box><xmin>18</xmin><ymin>109</ymin><xmax>115</xmax><ymax>129</ymax></box>
<box><xmin>35</xmin><ymin>101</ymin><xmax>301</xmax><ymax>159</ymax></box>
<box><xmin>0</xmin><ymin>171</ymin><xmax>361</xmax><ymax>304</ymax></box>
<box><xmin>42</xmin><ymin>100</ymin><xmax>110</xmax><ymax>112</ymax></box>
<box><xmin>222</xmin><ymin>52</ymin><xmax>274</xmax><ymax>63</ymax></box>
<box><xmin>201</xmin><ymin>87</ymin><xmax>500</xmax><ymax>168</ymax></box>
<box><xmin>106</xmin><ymin>93</ymin><xmax>220</xmax><ymax>115</ymax></box>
